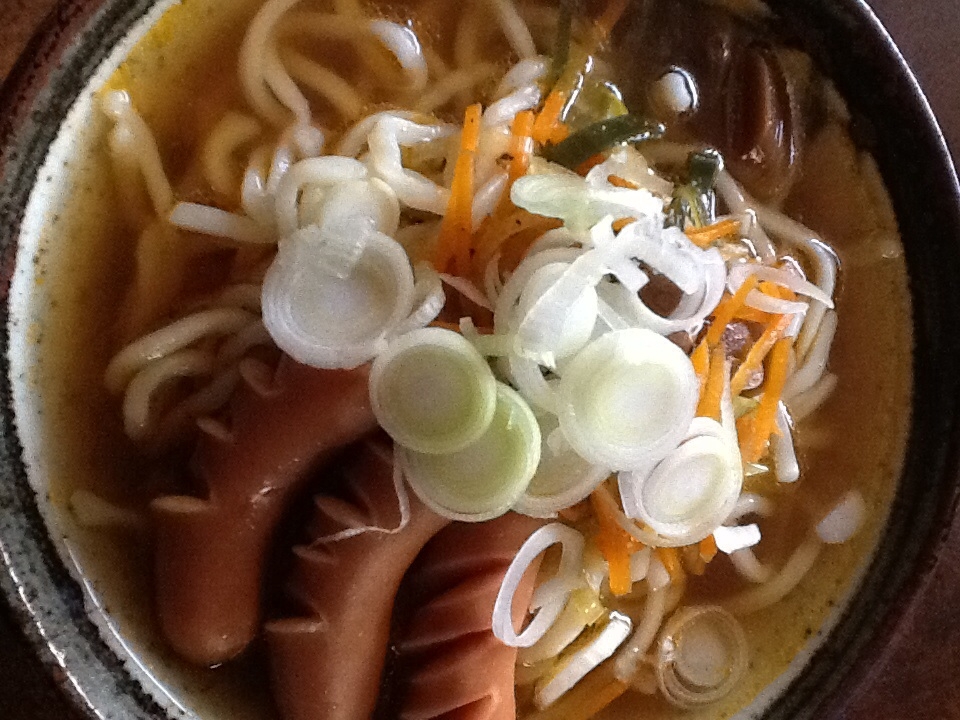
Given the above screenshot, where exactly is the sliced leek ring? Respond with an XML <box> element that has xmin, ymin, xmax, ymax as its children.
<box><xmin>400</xmin><ymin>383</ymin><xmax>541</xmax><ymax>522</ymax></box>
<box><xmin>557</xmin><ymin>328</ymin><xmax>698</xmax><ymax>471</ymax></box>
<box><xmin>370</xmin><ymin>327</ymin><xmax>497</xmax><ymax>454</ymax></box>
<box><xmin>514</xmin><ymin>414</ymin><xmax>610</xmax><ymax>518</ymax></box>
<box><xmin>655</xmin><ymin>605</ymin><xmax>748</xmax><ymax>708</ymax></box>
<box><xmin>262</xmin><ymin>229</ymin><xmax>414</xmax><ymax>369</ymax></box>
<box><xmin>631</xmin><ymin>435</ymin><xmax>742</xmax><ymax>545</ymax></box>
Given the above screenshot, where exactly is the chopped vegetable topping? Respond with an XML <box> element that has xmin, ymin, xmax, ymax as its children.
<box><xmin>541</xmin><ymin>114</ymin><xmax>666</xmax><ymax>170</ymax></box>
<box><xmin>434</xmin><ymin>103</ymin><xmax>482</xmax><ymax>275</ymax></box>
<box><xmin>106</xmin><ymin>5</ymin><xmax>852</xmax><ymax>710</ymax></box>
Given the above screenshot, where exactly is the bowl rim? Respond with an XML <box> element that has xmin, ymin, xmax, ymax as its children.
<box><xmin>0</xmin><ymin>1</ymin><xmax>959</xmax><ymax>718</ymax></box>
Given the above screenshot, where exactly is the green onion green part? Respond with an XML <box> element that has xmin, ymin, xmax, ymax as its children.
<box><xmin>541</xmin><ymin>114</ymin><xmax>666</xmax><ymax>170</ymax></box>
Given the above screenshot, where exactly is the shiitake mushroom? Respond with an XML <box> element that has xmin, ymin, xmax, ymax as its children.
<box><xmin>615</xmin><ymin>0</ymin><xmax>807</xmax><ymax>203</ymax></box>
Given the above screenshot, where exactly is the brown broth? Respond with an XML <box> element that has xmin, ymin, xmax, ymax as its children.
<box><xmin>30</xmin><ymin>1</ymin><xmax>911</xmax><ymax>719</ymax></box>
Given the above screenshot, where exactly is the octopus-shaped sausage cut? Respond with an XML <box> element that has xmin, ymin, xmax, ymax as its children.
<box><xmin>266</xmin><ymin>440</ymin><xmax>448</xmax><ymax>720</ymax></box>
<box><xmin>151</xmin><ymin>358</ymin><xmax>377</xmax><ymax>665</ymax></box>
<box><xmin>396</xmin><ymin>514</ymin><xmax>545</xmax><ymax>720</ymax></box>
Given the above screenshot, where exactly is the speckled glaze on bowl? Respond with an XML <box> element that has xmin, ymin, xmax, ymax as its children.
<box><xmin>1</xmin><ymin>1</ymin><xmax>959</xmax><ymax>719</ymax></box>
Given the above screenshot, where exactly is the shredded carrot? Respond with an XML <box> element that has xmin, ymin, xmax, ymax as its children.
<box><xmin>730</xmin><ymin>314</ymin><xmax>793</xmax><ymax>396</ymax></box>
<box><xmin>593</xmin><ymin>0</ymin><xmax>630</xmax><ymax>41</ymax></box>
<box><xmin>691</xmin><ymin>340</ymin><xmax>709</xmax><ymax>395</ymax></box>
<box><xmin>526</xmin><ymin>662</ymin><xmax>627</xmax><ymax>720</ymax></box>
<box><xmin>699</xmin><ymin>534</ymin><xmax>719</xmax><ymax>563</ymax></box>
<box><xmin>608</xmin><ymin>174</ymin><xmax>640</xmax><ymax>189</ymax></box>
<box><xmin>433</xmin><ymin>103</ymin><xmax>482</xmax><ymax>275</ymax></box>
<box><xmin>656</xmin><ymin>547</ymin><xmax>684</xmax><ymax>583</ymax></box>
<box><xmin>532</xmin><ymin>90</ymin><xmax>571</xmax><ymax>145</ymax></box>
<box><xmin>706</xmin><ymin>275</ymin><xmax>760</xmax><ymax>347</ymax></box>
<box><xmin>611</xmin><ymin>217</ymin><xmax>635</xmax><ymax>232</ymax></box>
<box><xmin>682</xmin><ymin>544</ymin><xmax>707</xmax><ymax>576</ymax></box>
<box><xmin>576</xmin><ymin>153</ymin><xmax>607</xmax><ymax>176</ymax></box>
<box><xmin>506</xmin><ymin>110</ymin><xmax>536</xmax><ymax>183</ymax></box>
<box><xmin>467</xmin><ymin>111</ymin><xmax>541</xmax><ymax>278</ymax></box>
<box><xmin>758</xmin><ymin>280</ymin><xmax>781</xmax><ymax>300</ymax></box>
<box><xmin>591</xmin><ymin>490</ymin><xmax>641</xmax><ymax>597</ymax></box>
<box><xmin>696</xmin><ymin>346</ymin><xmax>727</xmax><ymax>422</ymax></box>
<box><xmin>685</xmin><ymin>218</ymin><xmax>741</xmax><ymax>248</ymax></box>
<box><xmin>733</xmin><ymin>305</ymin><xmax>773</xmax><ymax>324</ymax></box>
<box><xmin>739</xmin><ymin>338</ymin><xmax>792</xmax><ymax>463</ymax></box>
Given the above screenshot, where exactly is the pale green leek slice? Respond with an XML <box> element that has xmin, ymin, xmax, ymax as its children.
<box><xmin>370</xmin><ymin>327</ymin><xmax>497</xmax><ymax>455</ymax></box>
<box><xmin>400</xmin><ymin>383</ymin><xmax>541</xmax><ymax>522</ymax></box>
<box><xmin>558</xmin><ymin>328</ymin><xmax>698</xmax><ymax>471</ymax></box>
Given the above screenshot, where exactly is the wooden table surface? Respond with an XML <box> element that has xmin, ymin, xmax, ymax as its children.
<box><xmin>1</xmin><ymin>1</ymin><xmax>959</xmax><ymax>718</ymax></box>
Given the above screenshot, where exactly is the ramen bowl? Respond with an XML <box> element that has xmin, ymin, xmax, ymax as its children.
<box><xmin>0</xmin><ymin>1</ymin><xmax>958</xmax><ymax>719</ymax></box>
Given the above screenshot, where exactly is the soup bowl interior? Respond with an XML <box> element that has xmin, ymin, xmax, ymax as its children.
<box><xmin>1</xmin><ymin>0</ymin><xmax>959</xmax><ymax>719</ymax></box>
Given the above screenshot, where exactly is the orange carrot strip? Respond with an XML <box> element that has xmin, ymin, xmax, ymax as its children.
<box><xmin>682</xmin><ymin>544</ymin><xmax>707</xmax><ymax>576</ymax></box>
<box><xmin>699</xmin><ymin>534</ymin><xmax>719</xmax><ymax>563</ymax></box>
<box><xmin>506</xmin><ymin>110</ymin><xmax>536</xmax><ymax>183</ymax></box>
<box><xmin>611</xmin><ymin>217</ymin><xmax>635</xmax><ymax>232</ymax></box>
<box><xmin>740</xmin><ymin>338</ymin><xmax>792</xmax><ymax>463</ymax></box>
<box><xmin>575</xmin><ymin>153</ymin><xmax>607</xmax><ymax>176</ymax></box>
<box><xmin>706</xmin><ymin>275</ymin><xmax>760</xmax><ymax>347</ymax></box>
<box><xmin>591</xmin><ymin>490</ymin><xmax>640</xmax><ymax>597</ymax></box>
<box><xmin>733</xmin><ymin>306</ymin><xmax>773</xmax><ymax>324</ymax></box>
<box><xmin>697</xmin><ymin>346</ymin><xmax>727</xmax><ymax>422</ymax></box>
<box><xmin>685</xmin><ymin>218</ymin><xmax>741</xmax><ymax>248</ymax></box>
<box><xmin>526</xmin><ymin>662</ymin><xmax>627</xmax><ymax>720</ymax></box>
<box><xmin>730</xmin><ymin>314</ymin><xmax>793</xmax><ymax>396</ymax></box>
<box><xmin>691</xmin><ymin>340</ymin><xmax>709</xmax><ymax>395</ymax></box>
<box><xmin>608</xmin><ymin>174</ymin><xmax>640</xmax><ymax>189</ymax></box>
<box><xmin>758</xmin><ymin>280</ymin><xmax>782</xmax><ymax>299</ymax></box>
<box><xmin>533</xmin><ymin>90</ymin><xmax>570</xmax><ymax>145</ymax></box>
<box><xmin>468</xmin><ymin>111</ymin><xmax>538</xmax><ymax>277</ymax></box>
<box><xmin>433</xmin><ymin>103</ymin><xmax>482</xmax><ymax>275</ymax></box>
<box><xmin>656</xmin><ymin>547</ymin><xmax>684</xmax><ymax>583</ymax></box>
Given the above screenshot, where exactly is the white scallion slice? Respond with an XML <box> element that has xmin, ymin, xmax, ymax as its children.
<box><xmin>515</xmin><ymin>261</ymin><xmax>600</xmax><ymax>365</ymax></box>
<box><xmin>370</xmin><ymin>327</ymin><xmax>497</xmax><ymax>454</ymax></box>
<box><xmin>511</xmin><ymin>171</ymin><xmax>663</xmax><ymax>233</ymax></box>
<box><xmin>262</xmin><ymin>230</ymin><xmax>414</xmax><ymax>369</ymax></box>
<box><xmin>518</xmin><ymin>587</ymin><xmax>605</xmax><ymax>667</ymax></box>
<box><xmin>713</xmin><ymin>524</ymin><xmax>761</xmax><ymax>554</ymax></box>
<box><xmin>655</xmin><ymin>606</ymin><xmax>748</xmax><ymax>708</ymax></box>
<box><xmin>515</xmin><ymin>415</ymin><xmax>610</xmax><ymax>518</ymax></box>
<box><xmin>401</xmin><ymin>383</ymin><xmax>541</xmax><ymax>522</ymax></box>
<box><xmin>627</xmin><ymin>434</ymin><xmax>743</xmax><ymax>545</ymax></box>
<box><xmin>535</xmin><ymin>612</ymin><xmax>633</xmax><ymax>709</ymax></box>
<box><xmin>557</xmin><ymin>329</ymin><xmax>698</xmax><ymax>470</ymax></box>
<box><xmin>493</xmin><ymin>523</ymin><xmax>586</xmax><ymax>648</ymax></box>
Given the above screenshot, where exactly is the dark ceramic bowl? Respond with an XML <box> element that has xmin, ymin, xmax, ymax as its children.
<box><xmin>1</xmin><ymin>1</ymin><xmax>958</xmax><ymax>719</ymax></box>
